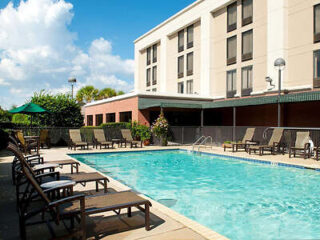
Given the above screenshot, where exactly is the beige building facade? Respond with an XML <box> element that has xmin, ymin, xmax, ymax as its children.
<box><xmin>134</xmin><ymin>0</ymin><xmax>320</xmax><ymax>98</ymax></box>
<box><xmin>85</xmin><ymin>0</ymin><xmax>320</xmax><ymax>128</ymax></box>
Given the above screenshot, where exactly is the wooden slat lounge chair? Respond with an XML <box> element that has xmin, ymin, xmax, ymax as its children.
<box><xmin>7</xmin><ymin>143</ymin><xmax>152</xmax><ymax>240</ymax></box>
<box><xmin>121</xmin><ymin>129</ymin><xmax>143</xmax><ymax>148</ymax></box>
<box><xmin>10</xmin><ymin>138</ymin><xmax>80</xmax><ymax>184</ymax></box>
<box><xmin>39</xmin><ymin>129</ymin><xmax>51</xmax><ymax>148</ymax></box>
<box><xmin>69</xmin><ymin>129</ymin><xmax>89</xmax><ymax>150</ymax></box>
<box><xmin>93</xmin><ymin>129</ymin><xmax>114</xmax><ymax>149</ymax></box>
<box><xmin>12</xmin><ymin>146</ymin><xmax>109</xmax><ymax>193</ymax></box>
<box><xmin>15</xmin><ymin>130</ymin><xmax>38</xmax><ymax>155</ymax></box>
<box><xmin>248</xmin><ymin>128</ymin><xmax>284</xmax><ymax>156</ymax></box>
<box><xmin>289</xmin><ymin>132</ymin><xmax>311</xmax><ymax>159</ymax></box>
<box><xmin>224</xmin><ymin>128</ymin><xmax>257</xmax><ymax>152</ymax></box>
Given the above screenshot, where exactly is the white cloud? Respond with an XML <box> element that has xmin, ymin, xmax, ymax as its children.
<box><xmin>0</xmin><ymin>0</ymin><xmax>134</xmax><ymax>108</ymax></box>
<box><xmin>0</xmin><ymin>78</ymin><xmax>10</xmax><ymax>86</ymax></box>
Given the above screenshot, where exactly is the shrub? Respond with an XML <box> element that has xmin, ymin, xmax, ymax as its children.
<box><xmin>31</xmin><ymin>91</ymin><xmax>83</xmax><ymax>127</ymax></box>
<box><xmin>100</xmin><ymin>122</ymin><xmax>131</xmax><ymax>129</ymax></box>
<box><xmin>0</xmin><ymin>107</ymin><xmax>12</xmax><ymax>122</ymax></box>
<box><xmin>11</xmin><ymin>114</ymin><xmax>31</xmax><ymax>125</ymax></box>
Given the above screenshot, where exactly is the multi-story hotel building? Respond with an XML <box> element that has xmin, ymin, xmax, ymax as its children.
<box><xmin>85</xmin><ymin>0</ymin><xmax>320</xmax><ymax>127</ymax></box>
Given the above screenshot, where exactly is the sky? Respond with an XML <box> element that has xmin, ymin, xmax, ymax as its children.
<box><xmin>0</xmin><ymin>0</ymin><xmax>195</xmax><ymax>109</ymax></box>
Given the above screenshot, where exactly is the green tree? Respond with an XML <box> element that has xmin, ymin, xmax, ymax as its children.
<box><xmin>76</xmin><ymin>86</ymin><xmax>99</xmax><ymax>104</ymax></box>
<box><xmin>117</xmin><ymin>90</ymin><xmax>125</xmax><ymax>96</ymax></box>
<box><xmin>11</xmin><ymin>113</ymin><xmax>31</xmax><ymax>125</ymax></box>
<box><xmin>31</xmin><ymin>91</ymin><xmax>83</xmax><ymax>127</ymax></box>
<box><xmin>98</xmin><ymin>88</ymin><xmax>117</xmax><ymax>100</ymax></box>
<box><xmin>0</xmin><ymin>106</ymin><xmax>12</xmax><ymax>122</ymax></box>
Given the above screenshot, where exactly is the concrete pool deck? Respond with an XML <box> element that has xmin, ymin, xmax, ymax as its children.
<box><xmin>1</xmin><ymin>144</ymin><xmax>320</xmax><ymax>239</ymax></box>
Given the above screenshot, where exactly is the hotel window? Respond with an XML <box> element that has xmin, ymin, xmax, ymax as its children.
<box><xmin>227</xmin><ymin>36</ymin><xmax>237</xmax><ymax>65</ymax></box>
<box><xmin>106</xmin><ymin>113</ymin><xmax>115</xmax><ymax>123</ymax></box>
<box><xmin>178</xmin><ymin>82</ymin><xmax>184</xmax><ymax>94</ymax></box>
<box><xmin>227</xmin><ymin>2</ymin><xmax>237</xmax><ymax>32</ymax></box>
<box><xmin>152</xmin><ymin>66</ymin><xmax>157</xmax><ymax>85</ymax></box>
<box><xmin>178</xmin><ymin>56</ymin><xmax>184</xmax><ymax>78</ymax></box>
<box><xmin>95</xmin><ymin>114</ymin><xmax>103</xmax><ymax>126</ymax></box>
<box><xmin>146</xmin><ymin>47</ymin><xmax>151</xmax><ymax>65</ymax></box>
<box><xmin>186</xmin><ymin>80</ymin><xmax>193</xmax><ymax>94</ymax></box>
<box><xmin>120</xmin><ymin>111</ymin><xmax>132</xmax><ymax>122</ymax></box>
<box><xmin>314</xmin><ymin>4</ymin><xmax>320</xmax><ymax>43</ymax></box>
<box><xmin>242</xmin><ymin>30</ymin><xmax>253</xmax><ymax>61</ymax></box>
<box><xmin>178</xmin><ymin>30</ymin><xmax>184</xmax><ymax>52</ymax></box>
<box><xmin>242</xmin><ymin>0</ymin><xmax>253</xmax><ymax>26</ymax></box>
<box><xmin>187</xmin><ymin>52</ymin><xmax>193</xmax><ymax>76</ymax></box>
<box><xmin>314</xmin><ymin>50</ymin><xmax>320</xmax><ymax>87</ymax></box>
<box><xmin>87</xmin><ymin>115</ymin><xmax>93</xmax><ymax>126</ymax></box>
<box><xmin>242</xmin><ymin>66</ymin><xmax>252</xmax><ymax>96</ymax></box>
<box><xmin>146</xmin><ymin>68</ymin><xmax>151</xmax><ymax>87</ymax></box>
<box><xmin>152</xmin><ymin>44</ymin><xmax>157</xmax><ymax>63</ymax></box>
<box><xmin>152</xmin><ymin>88</ymin><xmax>157</xmax><ymax>92</ymax></box>
<box><xmin>187</xmin><ymin>25</ymin><xmax>194</xmax><ymax>49</ymax></box>
<box><xmin>227</xmin><ymin>70</ymin><xmax>237</xmax><ymax>98</ymax></box>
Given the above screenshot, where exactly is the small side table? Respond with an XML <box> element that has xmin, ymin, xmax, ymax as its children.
<box><xmin>41</xmin><ymin>180</ymin><xmax>76</xmax><ymax>199</ymax></box>
<box><xmin>112</xmin><ymin>139</ymin><xmax>126</xmax><ymax>148</ymax></box>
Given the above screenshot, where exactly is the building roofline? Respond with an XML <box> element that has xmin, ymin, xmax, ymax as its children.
<box><xmin>84</xmin><ymin>91</ymin><xmax>213</xmax><ymax>108</ymax></box>
<box><xmin>134</xmin><ymin>0</ymin><xmax>204</xmax><ymax>44</ymax></box>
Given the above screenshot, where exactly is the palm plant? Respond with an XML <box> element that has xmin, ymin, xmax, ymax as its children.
<box><xmin>76</xmin><ymin>86</ymin><xmax>99</xmax><ymax>103</ymax></box>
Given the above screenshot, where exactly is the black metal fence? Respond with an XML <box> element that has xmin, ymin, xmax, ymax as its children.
<box><xmin>5</xmin><ymin>125</ymin><xmax>320</xmax><ymax>148</ymax></box>
<box><xmin>169</xmin><ymin>126</ymin><xmax>320</xmax><ymax>148</ymax></box>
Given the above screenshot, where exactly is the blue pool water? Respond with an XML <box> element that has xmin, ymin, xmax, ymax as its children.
<box><xmin>71</xmin><ymin>150</ymin><xmax>320</xmax><ymax>239</ymax></box>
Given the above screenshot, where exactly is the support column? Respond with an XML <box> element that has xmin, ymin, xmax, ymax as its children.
<box><xmin>200</xmin><ymin>109</ymin><xmax>204</xmax><ymax>136</ymax></box>
<box><xmin>233</xmin><ymin>107</ymin><xmax>236</xmax><ymax>142</ymax></box>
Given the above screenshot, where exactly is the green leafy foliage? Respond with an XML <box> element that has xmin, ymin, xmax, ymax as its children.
<box><xmin>76</xmin><ymin>86</ymin><xmax>126</xmax><ymax>104</ymax></box>
<box><xmin>0</xmin><ymin>106</ymin><xmax>12</xmax><ymax>122</ymax></box>
<box><xmin>76</xmin><ymin>85</ymin><xmax>99</xmax><ymax>104</ymax></box>
<box><xmin>11</xmin><ymin>113</ymin><xmax>31</xmax><ymax>125</ymax></box>
<box><xmin>31</xmin><ymin>91</ymin><xmax>83</xmax><ymax>127</ymax></box>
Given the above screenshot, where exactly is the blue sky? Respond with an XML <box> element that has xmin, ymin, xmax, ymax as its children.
<box><xmin>0</xmin><ymin>0</ymin><xmax>195</xmax><ymax>109</ymax></box>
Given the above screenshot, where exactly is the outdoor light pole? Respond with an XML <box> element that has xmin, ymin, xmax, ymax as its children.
<box><xmin>274</xmin><ymin>58</ymin><xmax>286</xmax><ymax>127</ymax></box>
<box><xmin>68</xmin><ymin>77</ymin><xmax>77</xmax><ymax>99</ymax></box>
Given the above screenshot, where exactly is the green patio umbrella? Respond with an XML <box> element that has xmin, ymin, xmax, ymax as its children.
<box><xmin>9</xmin><ymin>102</ymin><xmax>49</xmax><ymax>127</ymax></box>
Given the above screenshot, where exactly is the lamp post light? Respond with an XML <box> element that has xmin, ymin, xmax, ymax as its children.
<box><xmin>68</xmin><ymin>77</ymin><xmax>77</xmax><ymax>99</ymax></box>
<box><xmin>274</xmin><ymin>58</ymin><xmax>286</xmax><ymax>127</ymax></box>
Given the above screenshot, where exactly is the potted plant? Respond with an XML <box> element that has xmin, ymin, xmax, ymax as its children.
<box><xmin>138</xmin><ymin>125</ymin><xmax>151</xmax><ymax>146</ymax></box>
<box><xmin>151</xmin><ymin>112</ymin><xmax>169</xmax><ymax>146</ymax></box>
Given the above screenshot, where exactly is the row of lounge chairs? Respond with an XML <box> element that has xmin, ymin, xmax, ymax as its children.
<box><xmin>69</xmin><ymin>129</ymin><xmax>143</xmax><ymax>150</ymax></box>
<box><xmin>7</xmin><ymin>135</ymin><xmax>152</xmax><ymax>239</ymax></box>
<box><xmin>224</xmin><ymin>128</ymin><xmax>313</xmax><ymax>159</ymax></box>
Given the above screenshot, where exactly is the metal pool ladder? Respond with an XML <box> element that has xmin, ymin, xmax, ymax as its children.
<box><xmin>192</xmin><ymin>136</ymin><xmax>213</xmax><ymax>152</ymax></box>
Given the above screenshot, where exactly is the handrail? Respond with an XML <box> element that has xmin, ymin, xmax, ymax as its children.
<box><xmin>197</xmin><ymin>136</ymin><xmax>213</xmax><ymax>152</ymax></box>
<box><xmin>192</xmin><ymin>136</ymin><xmax>206</xmax><ymax>151</ymax></box>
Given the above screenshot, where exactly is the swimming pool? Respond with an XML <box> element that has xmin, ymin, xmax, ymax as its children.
<box><xmin>71</xmin><ymin>150</ymin><xmax>320</xmax><ymax>240</ymax></box>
